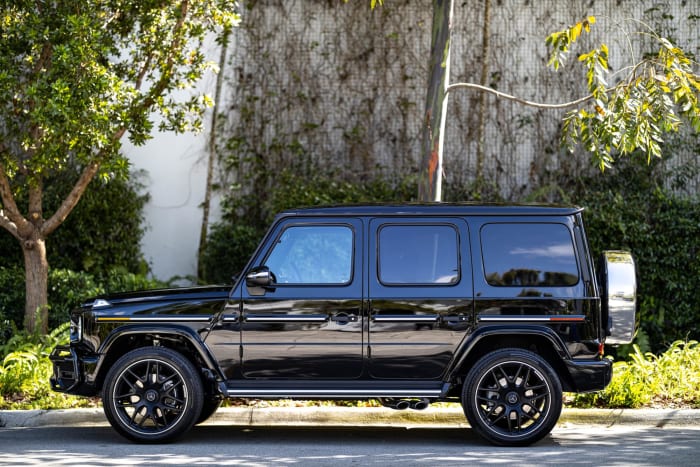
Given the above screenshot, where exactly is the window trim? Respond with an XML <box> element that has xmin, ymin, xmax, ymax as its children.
<box><xmin>376</xmin><ymin>222</ymin><xmax>461</xmax><ymax>287</ymax></box>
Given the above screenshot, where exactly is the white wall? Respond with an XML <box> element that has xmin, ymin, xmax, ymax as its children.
<box><xmin>124</xmin><ymin>34</ymin><xmax>223</xmax><ymax>282</ymax></box>
<box><xmin>124</xmin><ymin>122</ymin><xmax>220</xmax><ymax>282</ymax></box>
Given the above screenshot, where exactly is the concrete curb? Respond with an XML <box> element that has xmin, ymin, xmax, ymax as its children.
<box><xmin>1</xmin><ymin>406</ymin><xmax>699</xmax><ymax>429</ymax></box>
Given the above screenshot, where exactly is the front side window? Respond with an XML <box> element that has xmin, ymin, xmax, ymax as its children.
<box><xmin>378</xmin><ymin>224</ymin><xmax>459</xmax><ymax>285</ymax></box>
<box><xmin>264</xmin><ymin>225</ymin><xmax>353</xmax><ymax>284</ymax></box>
<box><xmin>481</xmin><ymin>223</ymin><xmax>579</xmax><ymax>287</ymax></box>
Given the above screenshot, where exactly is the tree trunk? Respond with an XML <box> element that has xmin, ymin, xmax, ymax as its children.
<box><xmin>198</xmin><ymin>29</ymin><xmax>230</xmax><ymax>282</ymax></box>
<box><xmin>475</xmin><ymin>0</ymin><xmax>491</xmax><ymax>198</ymax></box>
<box><xmin>21</xmin><ymin>234</ymin><xmax>49</xmax><ymax>334</ymax></box>
<box><xmin>2</xmin><ymin>151</ymin><xmax>102</xmax><ymax>335</ymax></box>
<box><xmin>418</xmin><ymin>0</ymin><xmax>454</xmax><ymax>202</ymax></box>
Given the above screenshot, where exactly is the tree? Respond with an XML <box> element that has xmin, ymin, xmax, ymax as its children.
<box><xmin>417</xmin><ymin>0</ymin><xmax>453</xmax><ymax>202</ymax></box>
<box><xmin>0</xmin><ymin>1</ymin><xmax>238</xmax><ymax>333</ymax></box>
<box><xmin>547</xmin><ymin>17</ymin><xmax>700</xmax><ymax>170</ymax></box>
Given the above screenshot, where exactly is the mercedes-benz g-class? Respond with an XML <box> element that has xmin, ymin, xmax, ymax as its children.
<box><xmin>50</xmin><ymin>204</ymin><xmax>636</xmax><ymax>445</ymax></box>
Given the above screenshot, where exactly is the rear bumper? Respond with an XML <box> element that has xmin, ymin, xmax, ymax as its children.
<box><xmin>565</xmin><ymin>358</ymin><xmax>612</xmax><ymax>393</ymax></box>
<box><xmin>49</xmin><ymin>345</ymin><xmax>99</xmax><ymax>397</ymax></box>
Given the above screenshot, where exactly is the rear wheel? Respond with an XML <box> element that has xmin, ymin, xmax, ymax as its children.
<box><xmin>462</xmin><ymin>348</ymin><xmax>562</xmax><ymax>446</ymax></box>
<box><xmin>103</xmin><ymin>347</ymin><xmax>203</xmax><ymax>443</ymax></box>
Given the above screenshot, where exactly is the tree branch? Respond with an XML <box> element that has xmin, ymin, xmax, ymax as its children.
<box><xmin>0</xmin><ymin>211</ymin><xmax>20</xmax><ymax>240</ymax></box>
<box><xmin>134</xmin><ymin>52</ymin><xmax>154</xmax><ymax>92</ymax></box>
<box><xmin>40</xmin><ymin>161</ymin><xmax>101</xmax><ymax>236</ymax></box>
<box><xmin>446</xmin><ymin>82</ymin><xmax>595</xmax><ymax>109</ymax></box>
<box><xmin>0</xmin><ymin>163</ymin><xmax>30</xmax><ymax>239</ymax></box>
<box><xmin>32</xmin><ymin>41</ymin><xmax>53</xmax><ymax>77</ymax></box>
<box><xmin>141</xmin><ymin>0</ymin><xmax>190</xmax><ymax>110</ymax></box>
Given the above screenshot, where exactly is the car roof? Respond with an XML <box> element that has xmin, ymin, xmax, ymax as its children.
<box><xmin>277</xmin><ymin>203</ymin><xmax>583</xmax><ymax>218</ymax></box>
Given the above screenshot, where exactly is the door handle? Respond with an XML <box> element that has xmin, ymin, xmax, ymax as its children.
<box><xmin>443</xmin><ymin>314</ymin><xmax>469</xmax><ymax>324</ymax></box>
<box><xmin>331</xmin><ymin>312</ymin><xmax>358</xmax><ymax>325</ymax></box>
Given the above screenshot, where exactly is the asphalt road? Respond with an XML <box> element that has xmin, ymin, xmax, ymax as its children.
<box><xmin>1</xmin><ymin>423</ymin><xmax>699</xmax><ymax>466</ymax></box>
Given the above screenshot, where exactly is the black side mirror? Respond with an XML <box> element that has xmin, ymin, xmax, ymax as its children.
<box><xmin>246</xmin><ymin>266</ymin><xmax>275</xmax><ymax>288</ymax></box>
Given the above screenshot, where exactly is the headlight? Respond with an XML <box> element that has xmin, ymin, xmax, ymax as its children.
<box><xmin>70</xmin><ymin>314</ymin><xmax>82</xmax><ymax>343</ymax></box>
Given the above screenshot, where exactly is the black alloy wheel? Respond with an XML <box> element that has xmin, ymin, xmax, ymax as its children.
<box><xmin>462</xmin><ymin>348</ymin><xmax>562</xmax><ymax>446</ymax></box>
<box><xmin>103</xmin><ymin>347</ymin><xmax>203</xmax><ymax>443</ymax></box>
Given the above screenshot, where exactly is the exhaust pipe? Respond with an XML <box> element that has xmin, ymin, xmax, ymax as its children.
<box><xmin>379</xmin><ymin>398</ymin><xmax>430</xmax><ymax>410</ymax></box>
<box><xmin>379</xmin><ymin>398</ymin><xmax>410</xmax><ymax>410</ymax></box>
<box><xmin>410</xmin><ymin>398</ymin><xmax>430</xmax><ymax>410</ymax></box>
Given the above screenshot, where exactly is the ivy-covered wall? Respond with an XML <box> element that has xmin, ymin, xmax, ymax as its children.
<box><xmin>220</xmin><ymin>0</ymin><xmax>699</xmax><ymax>199</ymax></box>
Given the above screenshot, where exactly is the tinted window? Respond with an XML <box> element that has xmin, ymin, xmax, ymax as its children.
<box><xmin>481</xmin><ymin>223</ymin><xmax>579</xmax><ymax>287</ymax></box>
<box><xmin>378</xmin><ymin>225</ymin><xmax>459</xmax><ymax>285</ymax></box>
<box><xmin>264</xmin><ymin>225</ymin><xmax>353</xmax><ymax>284</ymax></box>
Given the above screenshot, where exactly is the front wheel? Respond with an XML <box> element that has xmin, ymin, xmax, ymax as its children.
<box><xmin>196</xmin><ymin>396</ymin><xmax>222</xmax><ymax>425</ymax></box>
<box><xmin>462</xmin><ymin>348</ymin><xmax>562</xmax><ymax>446</ymax></box>
<box><xmin>103</xmin><ymin>347</ymin><xmax>204</xmax><ymax>443</ymax></box>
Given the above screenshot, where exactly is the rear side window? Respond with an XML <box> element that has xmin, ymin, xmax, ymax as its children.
<box><xmin>378</xmin><ymin>224</ymin><xmax>459</xmax><ymax>285</ymax></box>
<box><xmin>481</xmin><ymin>223</ymin><xmax>579</xmax><ymax>287</ymax></box>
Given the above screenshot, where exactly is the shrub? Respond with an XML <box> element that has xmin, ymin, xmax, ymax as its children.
<box><xmin>0</xmin><ymin>323</ymin><xmax>68</xmax><ymax>395</ymax></box>
<box><xmin>101</xmin><ymin>267</ymin><xmax>166</xmax><ymax>294</ymax></box>
<box><xmin>0</xmin><ymin>266</ymin><xmax>25</xmax><ymax>336</ymax></box>
<box><xmin>572</xmin><ymin>340</ymin><xmax>700</xmax><ymax>408</ymax></box>
<box><xmin>574</xmin><ymin>161</ymin><xmax>700</xmax><ymax>352</ymax></box>
<box><xmin>0</xmin><ymin>323</ymin><xmax>96</xmax><ymax>409</ymax></box>
<box><xmin>0</xmin><ymin>267</ymin><xmax>164</xmax><ymax>344</ymax></box>
<box><xmin>199</xmin><ymin>223</ymin><xmax>262</xmax><ymax>284</ymax></box>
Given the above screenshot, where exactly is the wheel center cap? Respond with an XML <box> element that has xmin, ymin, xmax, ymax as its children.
<box><xmin>145</xmin><ymin>389</ymin><xmax>159</xmax><ymax>402</ymax></box>
<box><xmin>506</xmin><ymin>391</ymin><xmax>519</xmax><ymax>405</ymax></box>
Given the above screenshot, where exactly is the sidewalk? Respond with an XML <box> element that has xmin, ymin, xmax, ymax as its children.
<box><xmin>2</xmin><ymin>406</ymin><xmax>699</xmax><ymax>429</ymax></box>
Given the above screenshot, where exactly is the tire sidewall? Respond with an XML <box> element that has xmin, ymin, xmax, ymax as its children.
<box><xmin>462</xmin><ymin>348</ymin><xmax>563</xmax><ymax>446</ymax></box>
<box><xmin>196</xmin><ymin>397</ymin><xmax>222</xmax><ymax>425</ymax></box>
<box><xmin>103</xmin><ymin>347</ymin><xmax>203</xmax><ymax>443</ymax></box>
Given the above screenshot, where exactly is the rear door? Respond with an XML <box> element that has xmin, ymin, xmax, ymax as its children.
<box><xmin>367</xmin><ymin>218</ymin><xmax>473</xmax><ymax>379</ymax></box>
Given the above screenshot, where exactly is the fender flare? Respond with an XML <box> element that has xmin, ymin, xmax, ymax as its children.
<box><xmin>445</xmin><ymin>324</ymin><xmax>572</xmax><ymax>381</ymax></box>
<box><xmin>95</xmin><ymin>324</ymin><xmax>224</xmax><ymax>383</ymax></box>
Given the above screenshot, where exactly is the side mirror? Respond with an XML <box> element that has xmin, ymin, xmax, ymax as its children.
<box><xmin>246</xmin><ymin>266</ymin><xmax>275</xmax><ymax>288</ymax></box>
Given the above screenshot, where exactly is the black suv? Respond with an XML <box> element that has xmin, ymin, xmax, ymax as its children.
<box><xmin>50</xmin><ymin>204</ymin><xmax>636</xmax><ymax>446</ymax></box>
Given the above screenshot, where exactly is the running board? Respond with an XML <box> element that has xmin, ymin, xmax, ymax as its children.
<box><xmin>224</xmin><ymin>380</ymin><xmax>450</xmax><ymax>399</ymax></box>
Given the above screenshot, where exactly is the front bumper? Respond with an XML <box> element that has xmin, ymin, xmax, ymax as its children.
<box><xmin>565</xmin><ymin>358</ymin><xmax>613</xmax><ymax>393</ymax></box>
<box><xmin>49</xmin><ymin>345</ymin><xmax>99</xmax><ymax>397</ymax></box>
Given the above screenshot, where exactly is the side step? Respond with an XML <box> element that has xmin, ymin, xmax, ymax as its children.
<box><xmin>224</xmin><ymin>380</ymin><xmax>450</xmax><ymax>399</ymax></box>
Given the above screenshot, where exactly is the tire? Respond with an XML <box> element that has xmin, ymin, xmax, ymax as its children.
<box><xmin>461</xmin><ymin>348</ymin><xmax>563</xmax><ymax>446</ymax></box>
<box><xmin>102</xmin><ymin>347</ymin><xmax>204</xmax><ymax>443</ymax></box>
<box><xmin>196</xmin><ymin>397</ymin><xmax>222</xmax><ymax>425</ymax></box>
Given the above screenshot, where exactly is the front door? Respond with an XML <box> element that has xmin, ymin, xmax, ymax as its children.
<box><xmin>240</xmin><ymin>218</ymin><xmax>364</xmax><ymax>379</ymax></box>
